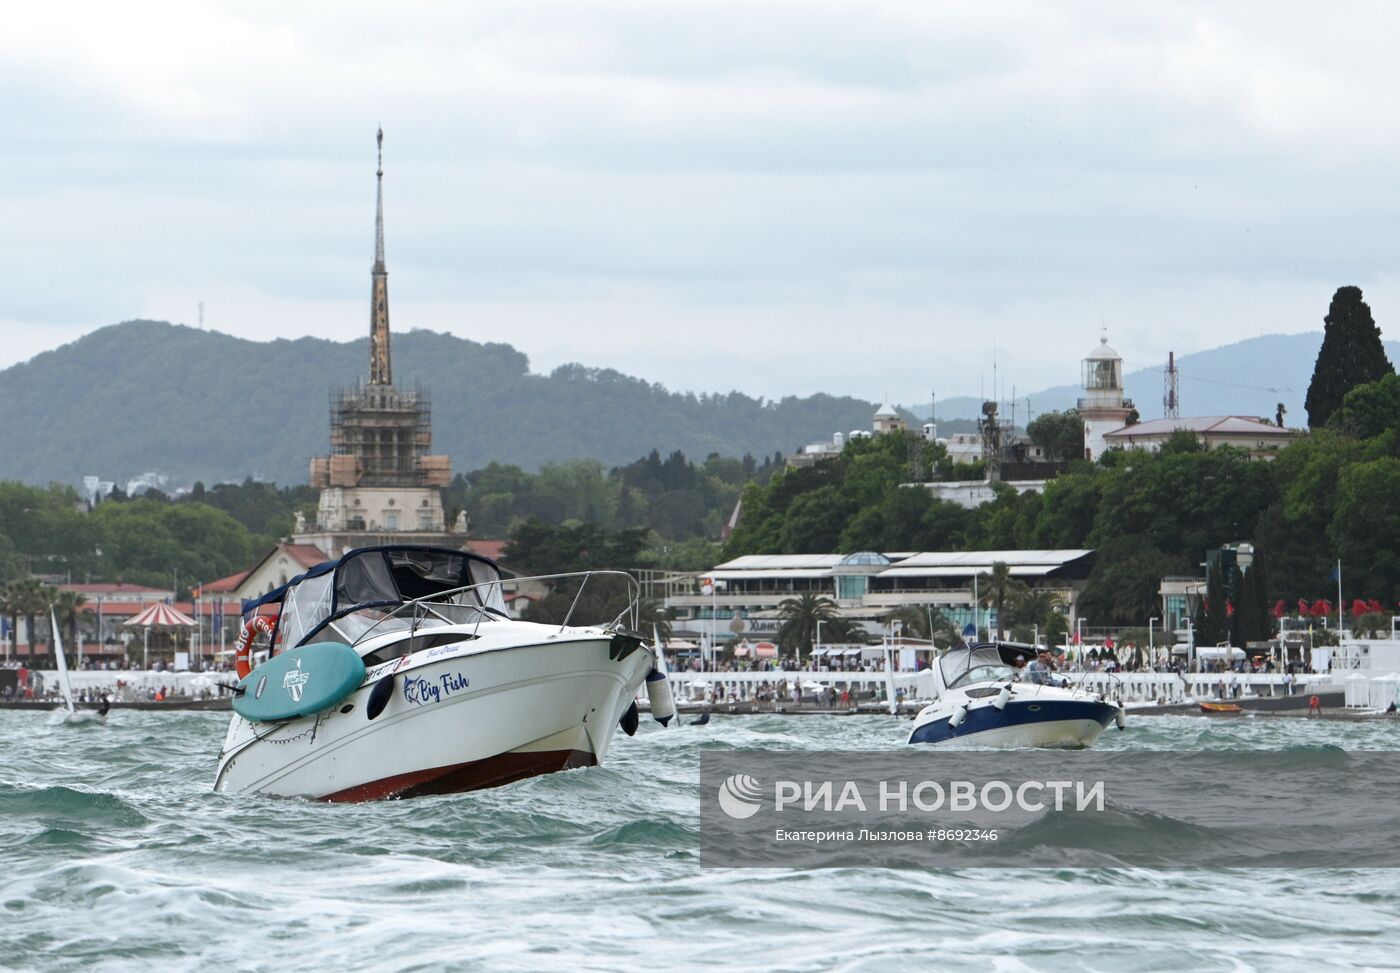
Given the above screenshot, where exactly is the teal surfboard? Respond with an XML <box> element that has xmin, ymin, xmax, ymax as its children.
<box><xmin>233</xmin><ymin>642</ymin><xmax>366</xmax><ymax>723</ymax></box>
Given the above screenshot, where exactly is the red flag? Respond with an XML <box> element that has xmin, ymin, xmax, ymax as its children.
<box><xmin>1225</xmin><ymin>601</ymin><xmax>1235</xmax><ymax>617</ymax></box>
<box><xmin>1071</xmin><ymin>630</ymin><xmax>1081</xmax><ymax>645</ymax></box>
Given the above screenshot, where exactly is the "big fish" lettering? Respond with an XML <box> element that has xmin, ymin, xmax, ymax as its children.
<box><xmin>402</xmin><ymin>671</ymin><xmax>471</xmax><ymax>706</ymax></box>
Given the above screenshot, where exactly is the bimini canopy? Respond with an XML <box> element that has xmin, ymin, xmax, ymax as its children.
<box><xmin>243</xmin><ymin>546</ymin><xmax>506</xmax><ymax>650</ymax></box>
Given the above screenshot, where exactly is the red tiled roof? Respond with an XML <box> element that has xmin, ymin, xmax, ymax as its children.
<box><xmin>87</xmin><ymin>602</ymin><xmax>146</xmax><ymax>617</ymax></box>
<box><xmin>467</xmin><ymin>540</ymin><xmax>508</xmax><ymax>562</ymax></box>
<box><xmin>198</xmin><ymin>571</ymin><xmax>247</xmax><ymax>594</ymax></box>
<box><xmin>1105</xmin><ymin>416</ymin><xmax>1297</xmax><ymax>438</ymax></box>
<box><xmin>176</xmin><ymin>601</ymin><xmax>242</xmax><ymax>616</ymax></box>
<box><xmin>283</xmin><ymin>543</ymin><xmax>330</xmax><ymax>568</ymax></box>
<box><xmin>59</xmin><ymin>582</ymin><xmax>172</xmax><ymax>596</ymax></box>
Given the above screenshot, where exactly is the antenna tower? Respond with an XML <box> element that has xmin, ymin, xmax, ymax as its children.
<box><xmin>1164</xmin><ymin>352</ymin><xmax>1180</xmax><ymax>419</ymax></box>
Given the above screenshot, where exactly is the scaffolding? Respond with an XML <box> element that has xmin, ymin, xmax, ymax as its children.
<box><xmin>327</xmin><ymin>381</ymin><xmax>434</xmax><ymax>487</ymax></box>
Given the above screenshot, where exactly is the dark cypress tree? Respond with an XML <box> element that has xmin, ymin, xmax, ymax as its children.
<box><xmin>1305</xmin><ymin>286</ymin><xmax>1394</xmax><ymax>428</ymax></box>
<box><xmin>1249</xmin><ymin>548</ymin><xmax>1273</xmax><ymax>640</ymax></box>
<box><xmin>1225</xmin><ymin>562</ymin><xmax>1243</xmax><ymax>647</ymax></box>
<box><xmin>1238</xmin><ymin>559</ymin><xmax>1265</xmax><ymax>644</ymax></box>
<box><xmin>1194</xmin><ymin>558</ymin><xmax>1227</xmax><ymax>646</ymax></box>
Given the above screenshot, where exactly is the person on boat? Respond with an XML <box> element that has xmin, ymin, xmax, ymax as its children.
<box><xmin>1025</xmin><ymin>648</ymin><xmax>1067</xmax><ymax>687</ymax></box>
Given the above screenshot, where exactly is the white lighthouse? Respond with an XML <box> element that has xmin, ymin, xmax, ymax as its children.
<box><xmin>1079</xmin><ymin>332</ymin><xmax>1133</xmax><ymax>461</ymax></box>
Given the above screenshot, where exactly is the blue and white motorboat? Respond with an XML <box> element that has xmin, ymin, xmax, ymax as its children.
<box><xmin>908</xmin><ymin>642</ymin><xmax>1125</xmax><ymax>748</ymax></box>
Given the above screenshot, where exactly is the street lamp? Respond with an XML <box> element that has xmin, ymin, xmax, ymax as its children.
<box><xmin>1149</xmin><ymin>616</ymin><xmax>1159</xmax><ymax>667</ymax></box>
<box><xmin>815</xmin><ymin>619</ymin><xmax>825</xmax><ymax>665</ymax></box>
<box><xmin>1186</xmin><ymin>616</ymin><xmax>1196</xmax><ymax>673</ymax></box>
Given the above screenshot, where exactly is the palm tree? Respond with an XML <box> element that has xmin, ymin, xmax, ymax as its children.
<box><xmin>976</xmin><ymin>562</ymin><xmax>1028</xmax><ymax>640</ymax></box>
<box><xmin>6</xmin><ymin>578</ymin><xmax>57</xmax><ymax>659</ymax></box>
<box><xmin>777</xmin><ymin>592</ymin><xmax>838</xmax><ymax>663</ymax></box>
<box><xmin>882</xmin><ymin>605</ymin><xmax>959</xmax><ymax>645</ymax></box>
<box><xmin>883</xmin><ymin>605</ymin><xmax>930</xmax><ymax>640</ymax></box>
<box><xmin>52</xmin><ymin>589</ymin><xmax>88</xmax><ymax>661</ymax></box>
<box><xmin>821</xmin><ymin>616</ymin><xmax>873</xmax><ymax>646</ymax></box>
<box><xmin>0</xmin><ymin>584</ymin><xmax>18</xmax><ymax>661</ymax></box>
<box><xmin>1011</xmin><ymin>589</ymin><xmax>1065</xmax><ymax>636</ymax></box>
<box><xmin>636</xmin><ymin>598</ymin><xmax>674</xmax><ymax>645</ymax></box>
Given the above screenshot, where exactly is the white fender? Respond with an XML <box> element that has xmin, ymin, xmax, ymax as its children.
<box><xmin>645</xmin><ymin>669</ymin><xmax>675</xmax><ymax>727</ymax></box>
<box><xmin>993</xmin><ymin>686</ymin><xmax>1011</xmax><ymax>711</ymax></box>
<box><xmin>948</xmin><ymin>703</ymin><xmax>968</xmax><ymax>728</ymax></box>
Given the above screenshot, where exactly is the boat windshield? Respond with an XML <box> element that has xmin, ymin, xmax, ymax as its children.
<box><xmin>940</xmin><ymin>646</ymin><xmax>1015</xmax><ymax>690</ymax></box>
<box><xmin>271</xmin><ymin>546</ymin><xmax>507</xmax><ymax>649</ymax></box>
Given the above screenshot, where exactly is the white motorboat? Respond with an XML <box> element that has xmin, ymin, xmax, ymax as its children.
<box><xmin>908</xmin><ymin>642</ymin><xmax>1124</xmax><ymax>748</ymax></box>
<box><xmin>213</xmin><ymin>546</ymin><xmax>672</xmax><ymax>801</ymax></box>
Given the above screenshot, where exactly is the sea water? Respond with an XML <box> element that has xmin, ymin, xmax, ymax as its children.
<box><xmin>3</xmin><ymin>710</ymin><xmax>1399</xmax><ymax>972</ymax></box>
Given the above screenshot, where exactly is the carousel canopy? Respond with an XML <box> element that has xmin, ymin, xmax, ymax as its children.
<box><xmin>122</xmin><ymin>602</ymin><xmax>197</xmax><ymax>629</ymax></box>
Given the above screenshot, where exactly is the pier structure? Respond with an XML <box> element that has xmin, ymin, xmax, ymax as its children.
<box><xmin>657</xmin><ymin>667</ymin><xmax>1322</xmax><ymax>707</ymax></box>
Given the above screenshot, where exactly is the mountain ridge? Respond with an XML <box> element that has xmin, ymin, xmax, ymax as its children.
<box><xmin>928</xmin><ymin>332</ymin><xmax>1383</xmax><ymax>425</ymax></box>
<box><xmin>0</xmin><ymin>320</ymin><xmax>888</xmax><ymax>486</ymax></box>
<box><xmin>0</xmin><ymin>322</ymin><xmax>1369</xmax><ymax>488</ymax></box>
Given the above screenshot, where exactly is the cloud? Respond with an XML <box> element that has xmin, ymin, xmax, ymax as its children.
<box><xmin>3</xmin><ymin>1</ymin><xmax>1400</xmax><ymax>412</ymax></box>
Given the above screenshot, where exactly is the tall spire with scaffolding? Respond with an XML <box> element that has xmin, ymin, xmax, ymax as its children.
<box><xmin>369</xmin><ymin>127</ymin><xmax>392</xmax><ymax>386</ymax></box>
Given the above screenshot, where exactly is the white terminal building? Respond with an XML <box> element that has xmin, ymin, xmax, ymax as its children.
<box><xmin>663</xmin><ymin>549</ymin><xmax>1094</xmax><ymax>645</ymax></box>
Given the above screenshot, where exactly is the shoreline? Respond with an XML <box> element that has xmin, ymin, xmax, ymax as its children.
<box><xmin>6</xmin><ymin>689</ymin><xmax>1396</xmax><ymax>723</ymax></box>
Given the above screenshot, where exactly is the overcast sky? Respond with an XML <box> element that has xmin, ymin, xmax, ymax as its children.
<box><xmin>3</xmin><ymin>1</ymin><xmax>1399</xmax><ymax>408</ymax></box>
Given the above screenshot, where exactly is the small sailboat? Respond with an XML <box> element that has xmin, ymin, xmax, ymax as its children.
<box><xmin>50</xmin><ymin>608</ymin><xmax>107</xmax><ymax>725</ymax></box>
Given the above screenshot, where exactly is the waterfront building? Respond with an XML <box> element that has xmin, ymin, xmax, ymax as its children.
<box><xmin>663</xmin><ymin>549</ymin><xmax>1093</xmax><ymax>644</ymax></box>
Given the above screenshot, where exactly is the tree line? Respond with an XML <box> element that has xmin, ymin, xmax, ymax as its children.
<box><xmin>0</xmin><ymin>448</ymin><xmax>769</xmax><ymax>594</ymax></box>
<box><xmin>724</xmin><ymin>286</ymin><xmax>1400</xmax><ymax>631</ymax></box>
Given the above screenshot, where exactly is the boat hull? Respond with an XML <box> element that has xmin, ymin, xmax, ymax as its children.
<box><xmin>908</xmin><ymin>697</ymin><xmax>1120</xmax><ymax>749</ymax></box>
<box><xmin>213</xmin><ymin>631</ymin><xmax>652</xmax><ymax>801</ymax></box>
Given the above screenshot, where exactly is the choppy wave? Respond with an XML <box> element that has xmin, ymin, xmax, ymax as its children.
<box><xmin>2</xmin><ymin>710</ymin><xmax>1399</xmax><ymax>972</ymax></box>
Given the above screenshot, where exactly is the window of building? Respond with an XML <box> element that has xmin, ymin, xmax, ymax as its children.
<box><xmin>837</xmin><ymin>575</ymin><xmax>868</xmax><ymax>600</ymax></box>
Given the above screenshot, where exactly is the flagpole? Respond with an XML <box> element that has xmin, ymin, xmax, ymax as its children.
<box><xmin>1337</xmin><ymin>559</ymin><xmax>1343</xmax><ymax>637</ymax></box>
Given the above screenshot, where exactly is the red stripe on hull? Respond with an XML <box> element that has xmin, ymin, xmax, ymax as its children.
<box><xmin>321</xmin><ymin>748</ymin><xmax>596</xmax><ymax>803</ymax></box>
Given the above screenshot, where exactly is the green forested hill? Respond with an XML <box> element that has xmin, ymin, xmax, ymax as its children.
<box><xmin>0</xmin><ymin>320</ymin><xmax>886</xmax><ymax>486</ymax></box>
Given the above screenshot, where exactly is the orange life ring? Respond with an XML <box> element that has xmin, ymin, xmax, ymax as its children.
<box><xmin>1309</xmin><ymin>694</ymin><xmax>1321</xmax><ymax>710</ymax></box>
<box><xmin>235</xmin><ymin>615</ymin><xmax>276</xmax><ymax>679</ymax></box>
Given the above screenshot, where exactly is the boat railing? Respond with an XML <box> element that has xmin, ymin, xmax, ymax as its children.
<box><xmin>350</xmin><ymin>570</ymin><xmax>643</xmax><ymax>648</ymax></box>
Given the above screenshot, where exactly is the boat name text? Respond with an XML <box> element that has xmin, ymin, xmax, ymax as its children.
<box><xmin>403</xmin><ymin>671</ymin><xmax>471</xmax><ymax>706</ymax></box>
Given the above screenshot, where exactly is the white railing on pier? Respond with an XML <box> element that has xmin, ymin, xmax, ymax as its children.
<box><xmin>656</xmin><ymin>668</ymin><xmax>1322</xmax><ymax>704</ymax></box>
